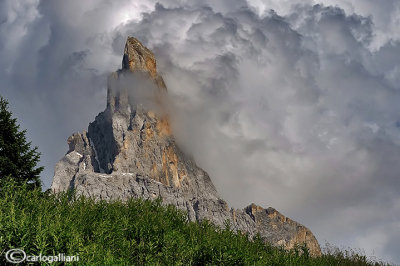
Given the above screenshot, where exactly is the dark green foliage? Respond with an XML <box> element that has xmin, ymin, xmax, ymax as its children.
<box><xmin>0</xmin><ymin>179</ymin><xmax>388</xmax><ymax>265</ymax></box>
<box><xmin>0</xmin><ymin>96</ymin><xmax>43</xmax><ymax>189</ymax></box>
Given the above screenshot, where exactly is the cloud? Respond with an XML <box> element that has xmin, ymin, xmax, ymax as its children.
<box><xmin>248</xmin><ymin>0</ymin><xmax>400</xmax><ymax>49</ymax></box>
<box><xmin>0</xmin><ymin>0</ymin><xmax>151</xmax><ymax>194</ymax></box>
<box><xmin>1</xmin><ymin>0</ymin><xmax>399</xmax><ymax>263</ymax></box>
<box><xmin>111</xmin><ymin>3</ymin><xmax>400</xmax><ymax>263</ymax></box>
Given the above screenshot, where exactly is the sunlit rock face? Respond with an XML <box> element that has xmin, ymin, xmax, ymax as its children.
<box><xmin>51</xmin><ymin>37</ymin><xmax>321</xmax><ymax>256</ymax></box>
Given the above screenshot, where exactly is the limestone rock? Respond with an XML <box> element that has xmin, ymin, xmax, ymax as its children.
<box><xmin>51</xmin><ymin>36</ymin><xmax>321</xmax><ymax>256</ymax></box>
<box><xmin>122</xmin><ymin>37</ymin><xmax>166</xmax><ymax>90</ymax></box>
<box><xmin>245</xmin><ymin>204</ymin><xmax>321</xmax><ymax>255</ymax></box>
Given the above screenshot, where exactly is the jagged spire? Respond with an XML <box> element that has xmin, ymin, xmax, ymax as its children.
<box><xmin>107</xmin><ymin>37</ymin><xmax>167</xmax><ymax>113</ymax></box>
<box><xmin>122</xmin><ymin>37</ymin><xmax>158</xmax><ymax>77</ymax></box>
<box><xmin>121</xmin><ymin>37</ymin><xmax>166</xmax><ymax>89</ymax></box>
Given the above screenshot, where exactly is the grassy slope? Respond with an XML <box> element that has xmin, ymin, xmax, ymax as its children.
<box><xmin>0</xmin><ymin>180</ymin><xmax>386</xmax><ymax>265</ymax></box>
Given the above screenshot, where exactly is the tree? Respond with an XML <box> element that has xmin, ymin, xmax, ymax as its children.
<box><xmin>0</xmin><ymin>96</ymin><xmax>43</xmax><ymax>189</ymax></box>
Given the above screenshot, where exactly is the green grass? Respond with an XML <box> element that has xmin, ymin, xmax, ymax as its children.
<box><xmin>0</xmin><ymin>179</ymin><xmax>388</xmax><ymax>265</ymax></box>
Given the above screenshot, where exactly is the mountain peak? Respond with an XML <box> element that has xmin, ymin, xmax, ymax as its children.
<box><xmin>51</xmin><ymin>36</ymin><xmax>321</xmax><ymax>257</ymax></box>
<box><xmin>122</xmin><ymin>37</ymin><xmax>157</xmax><ymax>78</ymax></box>
<box><xmin>107</xmin><ymin>37</ymin><xmax>166</xmax><ymax>114</ymax></box>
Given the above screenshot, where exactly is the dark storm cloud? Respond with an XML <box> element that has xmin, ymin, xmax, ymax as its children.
<box><xmin>0</xmin><ymin>0</ymin><xmax>399</xmax><ymax>263</ymax></box>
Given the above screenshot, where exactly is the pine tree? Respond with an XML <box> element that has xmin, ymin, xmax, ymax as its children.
<box><xmin>0</xmin><ymin>96</ymin><xmax>43</xmax><ymax>189</ymax></box>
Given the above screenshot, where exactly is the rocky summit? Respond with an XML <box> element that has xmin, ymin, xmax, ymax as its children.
<box><xmin>51</xmin><ymin>36</ymin><xmax>321</xmax><ymax>256</ymax></box>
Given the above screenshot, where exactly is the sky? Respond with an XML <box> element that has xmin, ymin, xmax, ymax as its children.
<box><xmin>1</xmin><ymin>0</ymin><xmax>400</xmax><ymax>263</ymax></box>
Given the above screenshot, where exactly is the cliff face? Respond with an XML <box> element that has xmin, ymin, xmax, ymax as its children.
<box><xmin>51</xmin><ymin>37</ymin><xmax>321</xmax><ymax>256</ymax></box>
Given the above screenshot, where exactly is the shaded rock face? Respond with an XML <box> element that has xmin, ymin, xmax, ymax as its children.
<box><xmin>51</xmin><ymin>37</ymin><xmax>321</xmax><ymax>256</ymax></box>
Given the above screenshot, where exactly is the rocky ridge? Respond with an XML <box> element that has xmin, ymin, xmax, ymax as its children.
<box><xmin>51</xmin><ymin>36</ymin><xmax>321</xmax><ymax>256</ymax></box>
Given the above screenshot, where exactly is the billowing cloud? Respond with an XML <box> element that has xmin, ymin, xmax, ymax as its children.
<box><xmin>0</xmin><ymin>0</ymin><xmax>399</xmax><ymax>263</ymax></box>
